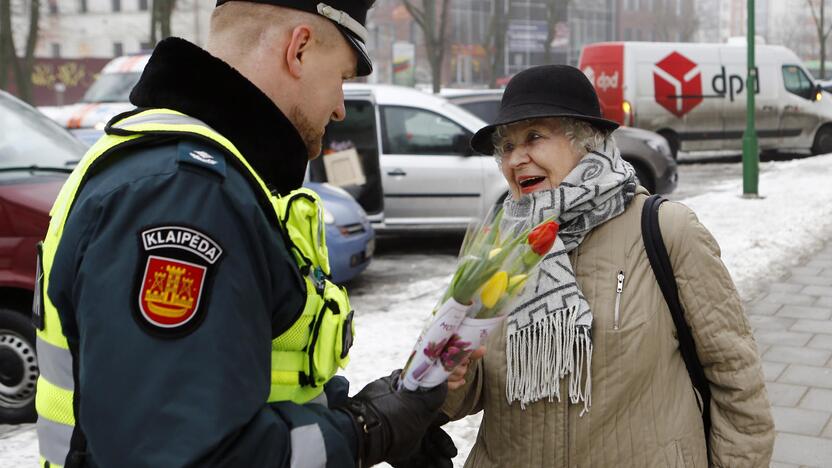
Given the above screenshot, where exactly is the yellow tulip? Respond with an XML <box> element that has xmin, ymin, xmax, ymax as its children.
<box><xmin>508</xmin><ymin>274</ymin><xmax>528</xmax><ymax>294</ymax></box>
<box><xmin>480</xmin><ymin>271</ymin><xmax>509</xmax><ymax>308</ymax></box>
<box><xmin>488</xmin><ymin>248</ymin><xmax>502</xmax><ymax>259</ymax></box>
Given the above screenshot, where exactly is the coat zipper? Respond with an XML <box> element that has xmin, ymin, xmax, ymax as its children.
<box><xmin>613</xmin><ymin>270</ymin><xmax>625</xmax><ymax>330</ymax></box>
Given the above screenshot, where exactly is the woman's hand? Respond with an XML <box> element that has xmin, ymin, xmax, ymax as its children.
<box><xmin>447</xmin><ymin>346</ymin><xmax>486</xmax><ymax>391</ymax></box>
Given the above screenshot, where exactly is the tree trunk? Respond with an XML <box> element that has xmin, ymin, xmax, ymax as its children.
<box><xmin>401</xmin><ymin>0</ymin><xmax>450</xmax><ymax>93</ymax></box>
<box><xmin>161</xmin><ymin>0</ymin><xmax>175</xmax><ymax>40</ymax></box>
<box><xmin>487</xmin><ymin>0</ymin><xmax>507</xmax><ymax>88</ymax></box>
<box><xmin>18</xmin><ymin>0</ymin><xmax>41</xmax><ymax>102</ymax></box>
<box><xmin>150</xmin><ymin>0</ymin><xmax>159</xmax><ymax>45</ymax></box>
<box><xmin>0</xmin><ymin>0</ymin><xmax>12</xmax><ymax>89</ymax></box>
<box><xmin>0</xmin><ymin>0</ymin><xmax>39</xmax><ymax>103</ymax></box>
<box><xmin>543</xmin><ymin>0</ymin><xmax>569</xmax><ymax>64</ymax></box>
<box><xmin>822</xmin><ymin>0</ymin><xmax>826</xmax><ymax>79</ymax></box>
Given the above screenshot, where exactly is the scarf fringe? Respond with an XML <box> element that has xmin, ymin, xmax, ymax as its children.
<box><xmin>506</xmin><ymin>305</ymin><xmax>593</xmax><ymax>414</ymax></box>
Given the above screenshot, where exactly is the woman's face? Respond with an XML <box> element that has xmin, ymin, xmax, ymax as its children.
<box><xmin>496</xmin><ymin>119</ymin><xmax>584</xmax><ymax>199</ymax></box>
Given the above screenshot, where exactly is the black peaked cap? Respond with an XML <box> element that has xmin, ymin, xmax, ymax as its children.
<box><xmin>215</xmin><ymin>0</ymin><xmax>374</xmax><ymax>76</ymax></box>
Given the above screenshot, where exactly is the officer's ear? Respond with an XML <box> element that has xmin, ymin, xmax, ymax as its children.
<box><xmin>286</xmin><ymin>24</ymin><xmax>314</xmax><ymax>78</ymax></box>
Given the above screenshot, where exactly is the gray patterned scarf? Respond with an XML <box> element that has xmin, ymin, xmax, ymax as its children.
<box><xmin>501</xmin><ymin>138</ymin><xmax>636</xmax><ymax>411</ymax></box>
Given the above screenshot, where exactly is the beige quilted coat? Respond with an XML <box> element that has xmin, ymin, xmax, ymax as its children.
<box><xmin>444</xmin><ymin>189</ymin><xmax>774</xmax><ymax>467</ymax></box>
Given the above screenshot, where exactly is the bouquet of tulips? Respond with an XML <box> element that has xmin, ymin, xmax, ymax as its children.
<box><xmin>400</xmin><ymin>205</ymin><xmax>559</xmax><ymax>391</ymax></box>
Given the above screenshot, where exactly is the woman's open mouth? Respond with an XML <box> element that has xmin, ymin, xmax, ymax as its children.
<box><xmin>518</xmin><ymin>176</ymin><xmax>547</xmax><ymax>194</ymax></box>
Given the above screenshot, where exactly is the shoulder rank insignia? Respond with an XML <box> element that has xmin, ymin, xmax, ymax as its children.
<box><xmin>135</xmin><ymin>225</ymin><xmax>224</xmax><ymax>337</ymax></box>
<box><xmin>177</xmin><ymin>140</ymin><xmax>226</xmax><ymax>179</ymax></box>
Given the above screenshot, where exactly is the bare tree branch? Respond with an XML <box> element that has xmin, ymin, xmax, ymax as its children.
<box><xmin>400</xmin><ymin>0</ymin><xmax>452</xmax><ymax>93</ymax></box>
<box><xmin>808</xmin><ymin>0</ymin><xmax>821</xmax><ymax>27</ymax></box>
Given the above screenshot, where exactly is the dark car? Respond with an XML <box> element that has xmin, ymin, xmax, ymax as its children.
<box><xmin>441</xmin><ymin>89</ymin><xmax>678</xmax><ymax>194</ymax></box>
<box><xmin>0</xmin><ymin>90</ymin><xmax>84</xmax><ymax>423</ymax></box>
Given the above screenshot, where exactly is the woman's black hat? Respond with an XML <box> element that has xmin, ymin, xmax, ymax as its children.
<box><xmin>470</xmin><ymin>64</ymin><xmax>620</xmax><ymax>155</ymax></box>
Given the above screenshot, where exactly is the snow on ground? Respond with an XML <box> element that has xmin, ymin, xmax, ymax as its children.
<box><xmin>682</xmin><ymin>155</ymin><xmax>832</xmax><ymax>301</ymax></box>
<box><xmin>4</xmin><ymin>154</ymin><xmax>832</xmax><ymax>467</ymax></box>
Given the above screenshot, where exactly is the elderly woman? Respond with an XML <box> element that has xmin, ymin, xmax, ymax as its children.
<box><xmin>444</xmin><ymin>65</ymin><xmax>774</xmax><ymax>467</ymax></box>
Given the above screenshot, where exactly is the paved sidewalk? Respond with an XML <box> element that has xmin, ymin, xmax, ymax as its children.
<box><xmin>747</xmin><ymin>241</ymin><xmax>832</xmax><ymax>468</ymax></box>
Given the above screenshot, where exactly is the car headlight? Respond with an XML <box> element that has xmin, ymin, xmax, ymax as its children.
<box><xmin>322</xmin><ymin>207</ymin><xmax>336</xmax><ymax>225</ymax></box>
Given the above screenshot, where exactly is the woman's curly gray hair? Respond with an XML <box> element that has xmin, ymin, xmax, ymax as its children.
<box><xmin>492</xmin><ymin>117</ymin><xmax>610</xmax><ymax>161</ymax></box>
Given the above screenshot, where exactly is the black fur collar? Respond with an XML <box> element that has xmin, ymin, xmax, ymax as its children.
<box><xmin>130</xmin><ymin>37</ymin><xmax>308</xmax><ymax>195</ymax></box>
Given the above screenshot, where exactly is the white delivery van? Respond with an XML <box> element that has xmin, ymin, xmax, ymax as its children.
<box><xmin>578</xmin><ymin>42</ymin><xmax>832</xmax><ymax>157</ymax></box>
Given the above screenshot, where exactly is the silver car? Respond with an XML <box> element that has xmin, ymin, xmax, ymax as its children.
<box><xmin>442</xmin><ymin>89</ymin><xmax>678</xmax><ymax>195</ymax></box>
<box><xmin>311</xmin><ymin>84</ymin><xmax>510</xmax><ymax>232</ymax></box>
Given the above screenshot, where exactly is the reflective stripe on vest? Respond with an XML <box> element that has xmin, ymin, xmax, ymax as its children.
<box><xmin>35</xmin><ymin>108</ymin><xmax>353</xmax><ymax>465</ymax></box>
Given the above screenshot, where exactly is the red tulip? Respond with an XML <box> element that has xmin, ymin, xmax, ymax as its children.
<box><xmin>528</xmin><ymin>221</ymin><xmax>559</xmax><ymax>256</ymax></box>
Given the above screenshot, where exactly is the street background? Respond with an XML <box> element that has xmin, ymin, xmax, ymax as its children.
<box><xmin>3</xmin><ymin>155</ymin><xmax>832</xmax><ymax>466</ymax></box>
<box><xmin>5</xmin><ymin>0</ymin><xmax>832</xmax><ymax>466</ymax></box>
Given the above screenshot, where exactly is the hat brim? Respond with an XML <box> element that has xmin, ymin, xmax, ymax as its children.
<box><xmin>337</xmin><ymin>27</ymin><xmax>372</xmax><ymax>77</ymax></box>
<box><xmin>470</xmin><ymin>103</ymin><xmax>620</xmax><ymax>155</ymax></box>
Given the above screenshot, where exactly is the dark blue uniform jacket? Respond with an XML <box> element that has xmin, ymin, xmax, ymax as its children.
<box><xmin>47</xmin><ymin>37</ymin><xmax>358</xmax><ymax>467</ymax></box>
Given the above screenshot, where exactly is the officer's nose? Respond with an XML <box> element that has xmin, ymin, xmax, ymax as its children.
<box><xmin>331</xmin><ymin>100</ymin><xmax>346</xmax><ymax>122</ymax></box>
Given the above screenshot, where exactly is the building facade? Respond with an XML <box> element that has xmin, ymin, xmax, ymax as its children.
<box><xmin>11</xmin><ymin>0</ymin><xmax>210</xmax><ymax>59</ymax></box>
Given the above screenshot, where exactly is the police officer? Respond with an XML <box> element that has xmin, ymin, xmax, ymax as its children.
<box><xmin>34</xmin><ymin>1</ymin><xmax>453</xmax><ymax>466</ymax></box>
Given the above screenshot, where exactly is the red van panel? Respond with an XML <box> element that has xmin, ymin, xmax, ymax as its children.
<box><xmin>578</xmin><ymin>43</ymin><xmax>625</xmax><ymax>124</ymax></box>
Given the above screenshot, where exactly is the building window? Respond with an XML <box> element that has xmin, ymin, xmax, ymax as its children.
<box><xmin>48</xmin><ymin>0</ymin><xmax>58</xmax><ymax>14</ymax></box>
<box><xmin>113</xmin><ymin>42</ymin><xmax>124</xmax><ymax>57</ymax></box>
<box><xmin>51</xmin><ymin>43</ymin><xmax>61</xmax><ymax>58</ymax></box>
<box><xmin>112</xmin><ymin>0</ymin><xmax>121</xmax><ymax>12</ymax></box>
<box><xmin>78</xmin><ymin>0</ymin><xmax>87</xmax><ymax>13</ymax></box>
<box><xmin>138</xmin><ymin>0</ymin><xmax>149</xmax><ymax>11</ymax></box>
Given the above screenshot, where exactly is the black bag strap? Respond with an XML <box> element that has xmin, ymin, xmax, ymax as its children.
<box><xmin>641</xmin><ymin>194</ymin><xmax>713</xmax><ymax>463</ymax></box>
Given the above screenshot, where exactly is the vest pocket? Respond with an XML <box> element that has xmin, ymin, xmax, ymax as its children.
<box><xmin>307</xmin><ymin>281</ymin><xmax>354</xmax><ymax>386</ymax></box>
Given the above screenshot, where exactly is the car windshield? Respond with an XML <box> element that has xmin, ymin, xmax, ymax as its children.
<box><xmin>82</xmin><ymin>72</ymin><xmax>142</xmax><ymax>103</ymax></box>
<box><xmin>0</xmin><ymin>93</ymin><xmax>86</xmax><ymax>170</ymax></box>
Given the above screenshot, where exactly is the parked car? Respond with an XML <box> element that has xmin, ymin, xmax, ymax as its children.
<box><xmin>0</xmin><ymin>90</ymin><xmax>84</xmax><ymax>423</ymax></box>
<box><xmin>441</xmin><ymin>89</ymin><xmax>678</xmax><ymax>194</ymax></box>
<box><xmin>0</xmin><ymin>89</ymin><xmax>372</xmax><ymax>423</ymax></box>
<box><xmin>309</xmin><ymin>84</ymin><xmax>510</xmax><ymax>232</ymax></box>
<box><xmin>579</xmin><ymin>42</ymin><xmax>832</xmax><ymax>157</ymax></box>
<box><xmin>39</xmin><ymin>54</ymin><xmax>148</xmax><ymax>142</ymax></box>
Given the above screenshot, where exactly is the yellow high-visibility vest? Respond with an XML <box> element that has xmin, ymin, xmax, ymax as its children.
<box><xmin>35</xmin><ymin>108</ymin><xmax>354</xmax><ymax>467</ymax></box>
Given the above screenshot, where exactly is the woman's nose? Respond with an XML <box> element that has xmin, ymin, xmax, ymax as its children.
<box><xmin>504</xmin><ymin>146</ymin><xmax>531</xmax><ymax>167</ymax></box>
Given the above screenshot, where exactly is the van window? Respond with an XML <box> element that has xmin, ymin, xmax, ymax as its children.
<box><xmin>381</xmin><ymin>106</ymin><xmax>471</xmax><ymax>155</ymax></box>
<box><xmin>782</xmin><ymin>65</ymin><xmax>814</xmax><ymax>100</ymax></box>
<box><xmin>314</xmin><ymin>99</ymin><xmax>383</xmax><ymax>214</ymax></box>
<box><xmin>457</xmin><ymin>100</ymin><xmax>500</xmax><ymax>124</ymax></box>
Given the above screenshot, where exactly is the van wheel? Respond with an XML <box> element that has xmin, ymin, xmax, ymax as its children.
<box><xmin>658</xmin><ymin>130</ymin><xmax>680</xmax><ymax>160</ymax></box>
<box><xmin>811</xmin><ymin>126</ymin><xmax>832</xmax><ymax>155</ymax></box>
<box><xmin>0</xmin><ymin>308</ymin><xmax>39</xmax><ymax>424</ymax></box>
<box><xmin>632</xmin><ymin>163</ymin><xmax>655</xmax><ymax>194</ymax></box>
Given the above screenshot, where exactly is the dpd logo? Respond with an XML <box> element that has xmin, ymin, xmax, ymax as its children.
<box><xmin>653</xmin><ymin>51</ymin><xmax>703</xmax><ymax>117</ymax></box>
<box><xmin>582</xmin><ymin>66</ymin><xmax>619</xmax><ymax>91</ymax></box>
<box><xmin>596</xmin><ymin>71</ymin><xmax>619</xmax><ymax>91</ymax></box>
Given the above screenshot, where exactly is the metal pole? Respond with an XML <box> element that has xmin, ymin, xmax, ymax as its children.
<box><xmin>742</xmin><ymin>0</ymin><xmax>759</xmax><ymax>196</ymax></box>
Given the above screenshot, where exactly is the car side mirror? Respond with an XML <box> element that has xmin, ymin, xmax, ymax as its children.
<box><xmin>452</xmin><ymin>134</ymin><xmax>473</xmax><ymax>156</ymax></box>
<box><xmin>814</xmin><ymin>84</ymin><xmax>823</xmax><ymax>101</ymax></box>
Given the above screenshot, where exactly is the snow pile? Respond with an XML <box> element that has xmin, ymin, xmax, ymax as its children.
<box><xmin>682</xmin><ymin>155</ymin><xmax>832</xmax><ymax>301</ymax></box>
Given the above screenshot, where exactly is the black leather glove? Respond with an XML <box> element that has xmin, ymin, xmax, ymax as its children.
<box><xmin>336</xmin><ymin>370</ymin><xmax>447</xmax><ymax>466</ymax></box>
<box><xmin>389</xmin><ymin>413</ymin><xmax>457</xmax><ymax>468</ymax></box>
